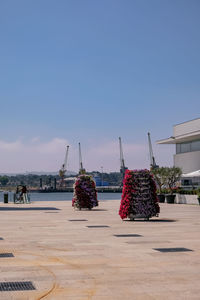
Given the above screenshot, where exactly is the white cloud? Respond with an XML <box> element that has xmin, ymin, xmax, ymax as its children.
<box><xmin>0</xmin><ymin>140</ymin><xmax>22</xmax><ymax>152</ymax></box>
<box><xmin>0</xmin><ymin>138</ymin><xmax>174</xmax><ymax>173</ymax></box>
<box><xmin>0</xmin><ymin>138</ymin><xmax>71</xmax><ymax>173</ymax></box>
<box><xmin>85</xmin><ymin>141</ymin><xmax>148</xmax><ymax>172</ymax></box>
<box><xmin>30</xmin><ymin>137</ymin><xmax>40</xmax><ymax>143</ymax></box>
<box><xmin>84</xmin><ymin>141</ymin><xmax>174</xmax><ymax>172</ymax></box>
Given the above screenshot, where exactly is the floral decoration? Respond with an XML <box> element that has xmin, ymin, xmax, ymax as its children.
<box><xmin>72</xmin><ymin>174</ymin><xmax>98</xmax><ymax>209</ymax></box>
<box><xmin>119</xmin><ymin>169</ymin><xmax>160</xmax><ymax>219</ymax></box>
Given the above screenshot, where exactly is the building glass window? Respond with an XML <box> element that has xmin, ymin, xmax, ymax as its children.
<box><xmin>176</xmin><ymin>140</ymin><xmax>200</xmax><ymax>154</ymax></box>
<box><xmin>180</xmin><ymin>142</ymin><xmax>191</xmax><ymax>153</ymax></box>
<box><xmin>191</xmin><ymin>140</ymin><xmax>200</xmax><ymax>152</ymax></box>
<box><xmin>176</xmin><ymin>144</ymin><xmax>181</xmax><ymax>154</ymax></box>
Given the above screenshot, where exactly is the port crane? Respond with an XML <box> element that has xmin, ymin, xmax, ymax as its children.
<box><xmin>119</xmin><ymin>137</ymin><xmax>128</xmax><ymax>181</ymax></box>
<box><xmin>79</xmin><ymin>142</ymin><xmax>86</xmax><ymax>174</ymax></box>
<box><xmin>59</xmin><ymin>145</ymin><xmax>69</xmax><ymax>186</ymax></box>
<box><xmin>147</xmin><ymin>132</ymin><xmax>159</xmax><ymax>170</ymax></box>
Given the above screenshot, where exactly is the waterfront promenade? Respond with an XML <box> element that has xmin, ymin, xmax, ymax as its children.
<box><xmin>0</xmin><ymin>200</ymin><xmax>200</xmax><ymax>299</ymax></box>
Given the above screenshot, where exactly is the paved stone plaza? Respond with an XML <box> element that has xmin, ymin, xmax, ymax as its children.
<box><xmin>0</xmin><ymin>200</ymin><xmax>200</xmax><ymax>299</ymax></box>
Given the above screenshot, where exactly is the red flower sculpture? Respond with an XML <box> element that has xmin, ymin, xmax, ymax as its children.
<box><xmin>119</xmin><ymin>169</ymin><xmax>160</xmax><ymax>220</ymax></box>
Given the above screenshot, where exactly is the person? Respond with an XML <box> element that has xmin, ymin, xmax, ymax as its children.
<box><xmin>14</xmin><ymin>186</ymin><xmax>22</xmax><ymax>203</ymax></box>
<box><xmin>21</xmin><ymin>185</ymin><xmax>29</xmax><ymax>203</ymax></box>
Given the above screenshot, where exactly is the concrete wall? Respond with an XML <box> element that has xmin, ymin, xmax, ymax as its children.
<box><xmin>174</xmin><ymin>150</ymin><xmax>200</xmax><ymax>173</ymax></box>
<box><xmin>175</xmin><ymin>194</ymin><xmax>199</xmax><ymax>205</ymax></box>
<box><xmin>174</xmin><ymin>118</ymin><xmax>200</xmax><ymax>137</ymax></box>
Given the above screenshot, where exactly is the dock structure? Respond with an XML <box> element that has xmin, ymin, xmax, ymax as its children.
<box><xmin>37</xmin><ymin>186</ymin><xmax>123</xmax><ymax>193</ymax></box>
<box><xmin>0</xmin><ymin>200</ymin><xmax>200</xmax><ymax>299</ymax></box>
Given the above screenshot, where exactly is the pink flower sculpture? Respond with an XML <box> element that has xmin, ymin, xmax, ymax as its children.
<box><xmin>72</xmin><ymin>175</ymin><xmax>98</xmax><ymax>210</ymax></box>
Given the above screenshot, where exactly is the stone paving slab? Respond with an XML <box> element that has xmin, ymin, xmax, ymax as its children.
<box><xmin>0</xmin><ymin>200</ymin><xmax>200</xmax><ymax>299</ymax></box>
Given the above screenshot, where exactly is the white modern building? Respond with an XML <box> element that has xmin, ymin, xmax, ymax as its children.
<box><xmin>157</xmin><ymin>118</ymin><xmax>200</xmax><ymax>174</ymax></box>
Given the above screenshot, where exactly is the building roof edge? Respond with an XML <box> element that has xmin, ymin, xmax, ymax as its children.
<box><xmin>174</xmin><ymin>117</ymin><xmax>200</xmax><ymax>127</ymax></box>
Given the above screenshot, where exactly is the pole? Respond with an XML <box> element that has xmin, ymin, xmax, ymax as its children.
<box><xmin>101</xmin><ymin>166</ymin><xmax>103</xmax><ymax>186</ymax></box>
<box><xmin>54</xmin><ymin>178</ymin><xmax>57</xmax><ymax>190</ymax></box>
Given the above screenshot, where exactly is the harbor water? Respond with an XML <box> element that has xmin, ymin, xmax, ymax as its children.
<box><xmin>0</xmin><ymin>192</ymin><xmax>122</xmax><ymax>203</ymax></box>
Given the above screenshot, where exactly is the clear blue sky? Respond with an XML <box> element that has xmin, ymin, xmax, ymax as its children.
<box><xmin>0</xmin><ymin>0</ymin><xmax>200</xmax><ymax>172</ymax></box>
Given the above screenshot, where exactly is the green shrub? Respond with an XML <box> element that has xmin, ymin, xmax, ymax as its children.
<box><xmin>179</xmin><ymin>189</ymin><xmax>198</xmax><ymax>195</ymax></box>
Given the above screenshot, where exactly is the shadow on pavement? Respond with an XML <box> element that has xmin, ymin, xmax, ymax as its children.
<box><xmin>148</xmin><ymin>219</ymin><xmax>177</xmax><ymax>222</ymax></box>
<box><xmin>124</xmin><ymin>219</ymin><xmax>177</xmax><ymax>222</ymax></box>
<box><xmin>0</xmin><ymin>207</ymin><xmax>60</xmax><ymax>211</ymax></box>
<box><xmin>91</xmin><ymin>209</ymin><xmax>108</xmax><ymax>211</ymax></box>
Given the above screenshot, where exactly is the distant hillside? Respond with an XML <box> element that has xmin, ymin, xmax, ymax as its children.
<box><xmin>0</xmin><ymin>171</ymin><xmax>77</xmax><ymax>176</ymax></box>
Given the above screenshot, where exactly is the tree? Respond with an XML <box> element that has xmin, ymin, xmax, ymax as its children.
<box><xmin>151</xmin><ymin>167</ymin><xmax>168</xmax><ymax>194</ymax></box>
<box><xmin>165</xmin><ymin>167</ymin><xmax>182</xmax><ymax>193</ymax></box>
<box><xmin>0</xmin><ymin>176</ymin><xmax>9</xmax><ymax>186</ymax></box>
